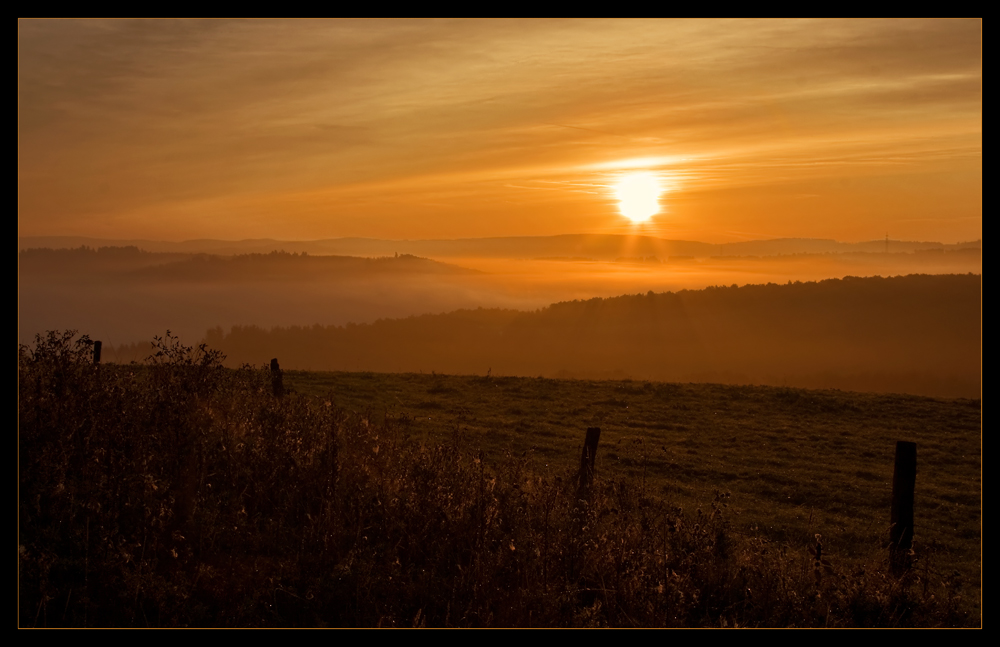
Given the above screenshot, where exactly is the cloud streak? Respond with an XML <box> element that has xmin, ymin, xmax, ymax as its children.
<box><xmin>19</xmin><ymin>19</ymin><xmax>981</xmax><ymax>243</ymax></box>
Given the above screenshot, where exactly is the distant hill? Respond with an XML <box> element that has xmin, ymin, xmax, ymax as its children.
<box><xmin>18</xmin><ymin>234</ymin><xmax>983</xmax><ymax>260</ymax></box>
<box><xmin>204</xmin><ymin>273</ymin><xmax>982</xmax><ymax>399</ymax></box>
<box><xmin>17</xmin><ymin>247</ymin><xmax>487</xmax><ymax>348</ymax></box>
<box><xmin>17</xmin><ymin>247</ymin><xmax>476</xmax><ymax>282</ymax></box>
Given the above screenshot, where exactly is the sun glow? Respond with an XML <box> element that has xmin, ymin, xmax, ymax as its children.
<box><xmin>615</xmin><ymin>172</ymin><xmax>662</xmax><ymax>223</ymax></box>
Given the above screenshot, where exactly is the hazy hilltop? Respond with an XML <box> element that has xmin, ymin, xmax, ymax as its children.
<box><xmin>17</xmin><ymin>246</ymin><xmax>476</xmax><ymax>282</ymax></box>
<box><xmin>18</xmin><ymin>247</ymin><xmax>486</xmax><ymax>346</ymax></box>
<box><xmin>206</xmin><ymin>273</ymin><xmax>981</xmax><ymax>399</ymax></box>
<box><xmin>18</xmin><ymin>234</ymin><xmax>983</xmax><ymax>259</ymax></box>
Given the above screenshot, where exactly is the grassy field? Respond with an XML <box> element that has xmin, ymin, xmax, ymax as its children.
<box><xmin>288</xmin><ymin>370</ymin><xmax>982</xmax><ymax>600</ymax></box>
<box><xmin>19</xmin><ymin>333</ymin><xmax>981</xmax><ymax>626</ymax></box>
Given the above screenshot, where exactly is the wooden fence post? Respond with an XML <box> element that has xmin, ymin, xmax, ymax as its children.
<box><xmin>578</xmin><ymin>427</ymin><xmax>601</xmax><ymax>492</ymax></box>
<box><xmin>93</xmin><ymin>340</ymin><xmax>102</xmax><ymax>365</ymax></box>
<box><xmin>270</xmin><ymin>358</ymin><xmax>284</xmax><ymax>398</ymax></box>
<box><xmin>890</xmin><ymin>440</ymin><xmax>916</xmax><ymax>575</ymax></box>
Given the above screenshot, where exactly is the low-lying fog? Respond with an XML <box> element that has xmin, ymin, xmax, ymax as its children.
<box><xmin>18</xmin><ymin>236</ymin><xmax>981</xmax><ymax>356</ymax></box>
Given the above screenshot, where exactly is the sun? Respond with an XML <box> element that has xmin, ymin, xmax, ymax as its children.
<box><xmin>615</xmin><ymin>172</ymin><xmax>662</xmax><ymax>223</ymax></box>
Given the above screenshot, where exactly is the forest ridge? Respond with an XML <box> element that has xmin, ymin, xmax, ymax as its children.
<box><xmin>204</xmin><ymin>273</ymin><xmax>980</xmax><ymax>398</ymax></box>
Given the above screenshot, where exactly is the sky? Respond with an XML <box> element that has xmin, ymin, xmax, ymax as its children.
<box><xmin>18</xmin><ymin>19</ymin><xmax>982</xmax><ymax>244</ymax></box>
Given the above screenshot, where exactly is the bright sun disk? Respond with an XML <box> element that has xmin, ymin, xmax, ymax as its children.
<box><xmin>615</xmin><ymin>172</ymin><xmax>661</xmax><ymax>223</ymax></box>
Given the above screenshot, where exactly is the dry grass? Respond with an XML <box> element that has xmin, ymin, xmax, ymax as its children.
<box><xmin>19</xmin><ymin>331</ymin><xmax>978</xmax><ymax>627</ymax></box>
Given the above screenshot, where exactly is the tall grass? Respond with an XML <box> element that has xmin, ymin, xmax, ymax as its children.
<box><xmin>18</xmin><ymin>331</ymin><xmax>973</xmax><ymax>627</ymax></box>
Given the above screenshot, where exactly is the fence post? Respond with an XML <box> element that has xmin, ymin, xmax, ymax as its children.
<box><xmin>890</xmin><ymin>440</ymin><xmax>916</xmax><ymax>575</ymax></box>
<box><xmin>578</xmin><ymin>427</ymin><xmax>601</xmax><ymax>492</ymax></box>
<box><xmin>93</xmin><ymin>340</ymin><xmax>102</xmax><ymax>365</ymax></box>
<box><xmin>270</xmin><ymin>358</ymin><xmax>284</xmax><ymax>398</ymax></box>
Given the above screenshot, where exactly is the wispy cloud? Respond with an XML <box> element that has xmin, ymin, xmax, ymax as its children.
<box><xmin>18</xmin><ymin>19</ymin><xmax>981</xmax><ymax>243</ymax></box>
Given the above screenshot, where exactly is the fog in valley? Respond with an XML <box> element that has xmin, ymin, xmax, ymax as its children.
<box><xmin>18</xmin><ymin>235</ymin><xmax>981</xmax><ymax>398</ymax></box>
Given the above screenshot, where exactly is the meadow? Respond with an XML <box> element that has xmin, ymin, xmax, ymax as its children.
<box><xmin>19</xmin><ymin>332</ymin><xmax>980</xmax><ymax>627</ymax></box>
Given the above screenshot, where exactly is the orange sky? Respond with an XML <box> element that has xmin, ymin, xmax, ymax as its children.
<box><xmin>18</xmin><ymin>19</ymin><xmax>981</xmax><ymax>244</ymax></box>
